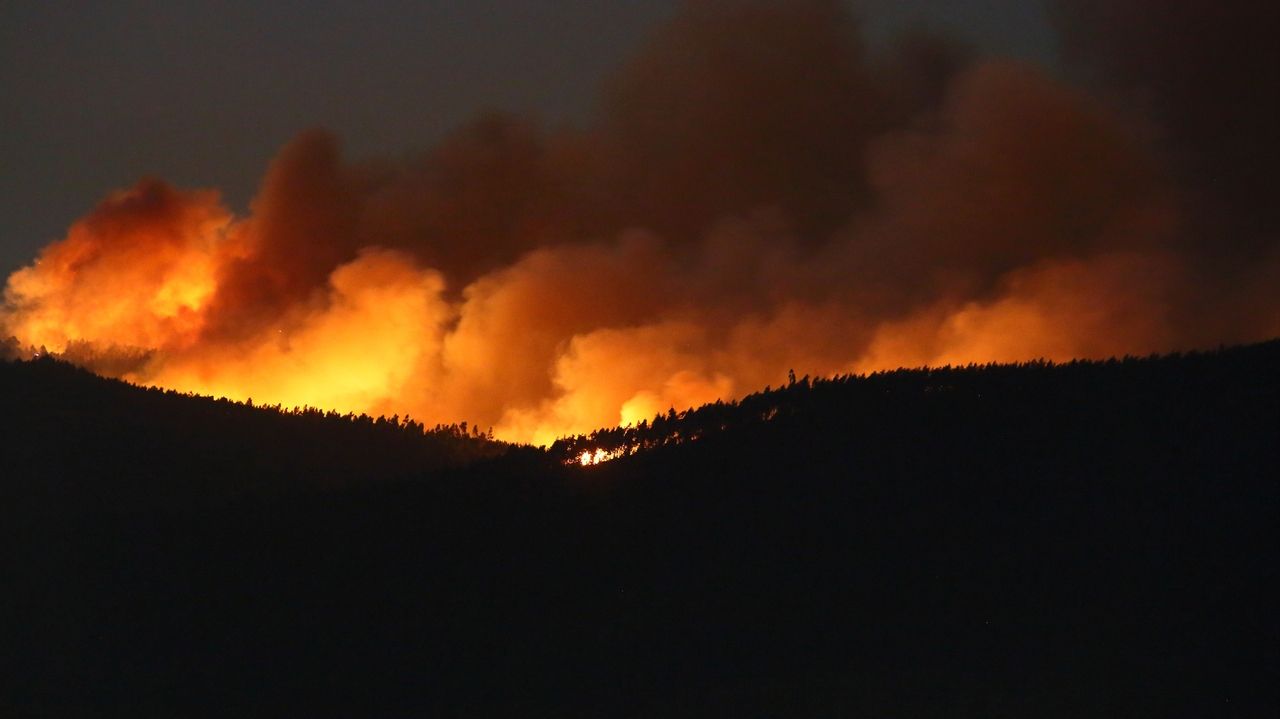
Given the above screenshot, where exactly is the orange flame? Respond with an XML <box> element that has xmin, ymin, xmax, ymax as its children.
<box><xmin>3</xmin><ymin>5</ymin><xmax>1277</xmax><ymax>444</ymax></box>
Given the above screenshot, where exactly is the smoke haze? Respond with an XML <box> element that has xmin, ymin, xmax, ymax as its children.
<box><xmin>4</xmin><ymin>0</ymin><xmax>1277</xmax><ymax>443</ymax></box>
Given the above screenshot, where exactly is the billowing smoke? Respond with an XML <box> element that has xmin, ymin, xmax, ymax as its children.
<box><xmin>1052</xmin><ymin>0</ymin><xmax>1280</xmax><ymax>343</ymax></box>
<box><xmin>4</xmin><ymin>0</ymin><xmax>1277</xmax><ymax>443</ymax></box>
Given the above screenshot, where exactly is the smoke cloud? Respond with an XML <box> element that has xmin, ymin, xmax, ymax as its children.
<box><xmin>3</xmin><ymin>0</ymin><xmax>1277</xmax><ymax>443</ymax></box>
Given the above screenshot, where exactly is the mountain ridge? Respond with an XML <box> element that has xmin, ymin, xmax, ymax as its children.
<box><xmin>4</xmin><ymin>340</ymin><xmax>1278</xmax><ymax>716</ymax></box>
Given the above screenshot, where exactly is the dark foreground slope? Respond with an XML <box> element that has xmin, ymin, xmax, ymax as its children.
<box><xmin>4</xmin><ymin>343</ymin><xmax>1279</xmax><ymax>716</ymax></box>
<box><xmin>0</xmin><ymin>356</ymin><xmax>507</xmax><ymax>513</ymax></box>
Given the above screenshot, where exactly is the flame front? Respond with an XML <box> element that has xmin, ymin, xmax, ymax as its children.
<box><xmin>3</xmin><ymin>2</ymin><xmax>1277</xmax><ymax>444</ymax></box>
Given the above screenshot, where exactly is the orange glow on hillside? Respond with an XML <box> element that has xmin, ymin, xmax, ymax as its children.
<box><xmin>2</xmin><ymin>28</ymin><xmax>1276</xmax><ymax>444</ymax></box>
<box><xmin>577</xmin><ymin>448</ymin><xmax>623</xmax><ymax>466</ymax></box>
<box><xmin>0</xmin><ymin>164</ymin><xmax>1253</xmax><ymax>446</ymax></box>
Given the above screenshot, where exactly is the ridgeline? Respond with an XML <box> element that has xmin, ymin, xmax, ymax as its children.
<box><xmin>4</xmin><ymin>341</ymin><xmax>1278</xmax><ymax>716</ymax></box>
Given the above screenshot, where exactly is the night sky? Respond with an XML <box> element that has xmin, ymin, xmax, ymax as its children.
<box><xmin>0</xmin><ymin>0</ymin><xmax>1056</xmax><ymax>277</ymax></box>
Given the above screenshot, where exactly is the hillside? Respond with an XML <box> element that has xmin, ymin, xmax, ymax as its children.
<box><xmin>0</xmin><ymin>355</ymin><xmax>510</xmax><ymax>514</ymax></box>
<box><xmin>4</xmin><ymin>342</ymin><xmax>1279</xmax><ymax>716</ymax></box>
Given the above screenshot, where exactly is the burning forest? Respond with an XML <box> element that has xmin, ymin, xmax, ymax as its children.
<box><xmin>3</xmin><ymin>0</ymin><xmax>1277</xmax><ymax>444</ymax></box>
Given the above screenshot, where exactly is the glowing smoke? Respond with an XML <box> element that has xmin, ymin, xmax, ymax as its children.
<box><xmin>3</xmin><ymin>0</ymin><xmax>1277</xmax><ymax>443</ymax></box>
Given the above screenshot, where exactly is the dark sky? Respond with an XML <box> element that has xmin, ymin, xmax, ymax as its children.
<box><xmin>0</xmin><ymin>0</ymin><xmax>1055</xmax><ymax>276</ymax></box>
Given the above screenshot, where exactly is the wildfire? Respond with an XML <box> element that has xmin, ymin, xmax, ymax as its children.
<box><xmin>2</xmin><ymin>2</ymin><xmax>1275</xmax><ymax>445</ymax></box>
<box><xmin>577</xmin><ymin>448</ymin><xmax>622</xmax><ymax>466</ymax></box>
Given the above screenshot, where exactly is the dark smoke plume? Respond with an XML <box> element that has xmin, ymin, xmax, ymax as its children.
<box><xmin>3</xmin><ymin>0</ymin><xmax>1276</xmax><ymax>442</ymax></box>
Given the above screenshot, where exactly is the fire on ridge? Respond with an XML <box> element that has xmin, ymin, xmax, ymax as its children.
<box><xmin>2</xmin><ymin>1</ymin><xmax>1277</xmax><ymax>445</ymax></box>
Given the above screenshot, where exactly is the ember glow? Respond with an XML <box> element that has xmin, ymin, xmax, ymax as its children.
<box><xmin>578</xmin><ymin>448</ymin><xmax>624</xmax><ymax>467</ymax></box>
<box><xmin>3</xmin><ymin>1</ymin><xmax>1277</xmax><ymax>445</ymax></box>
